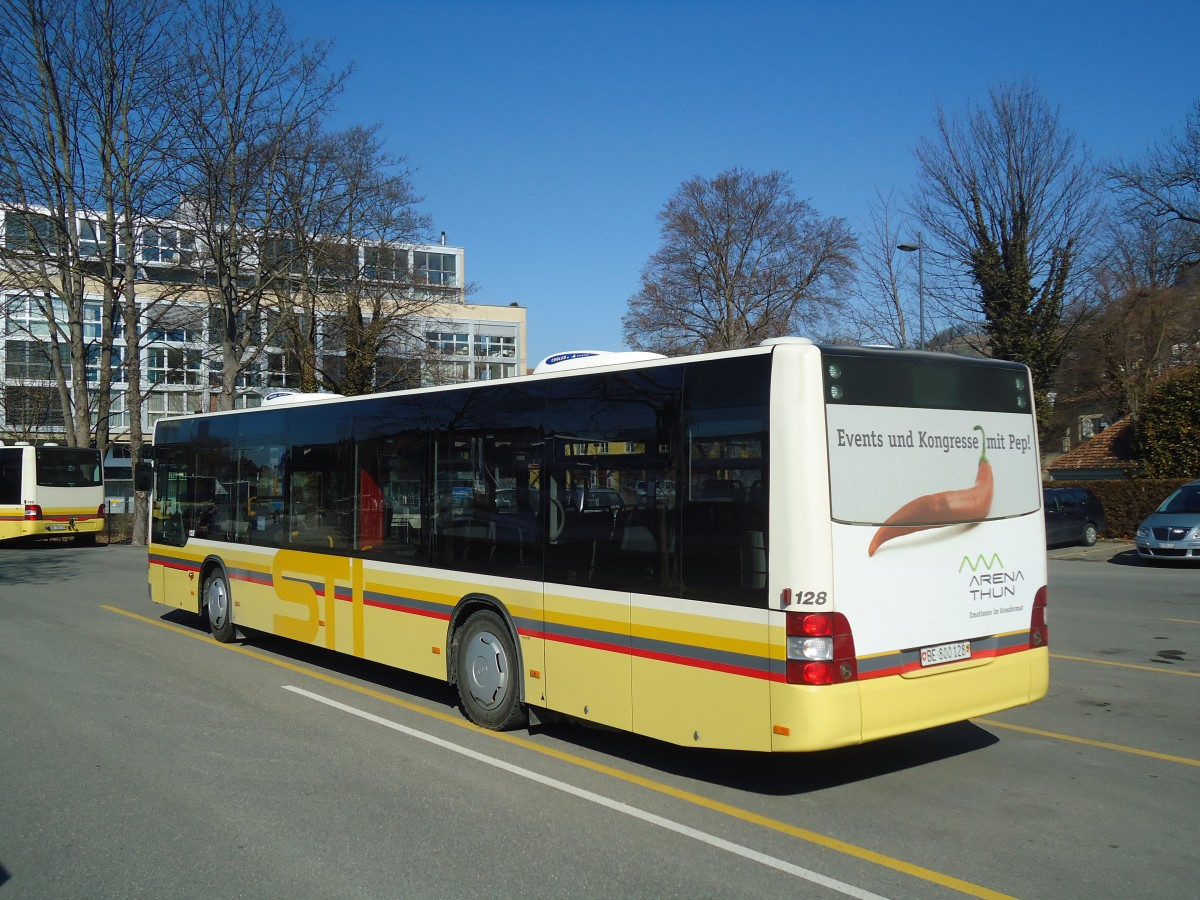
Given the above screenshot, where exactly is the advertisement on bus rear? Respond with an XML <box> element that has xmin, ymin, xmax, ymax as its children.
<box><xmin>825</xmin><ymin>405</ymin><xmax>1043</xmax><ymax>657</ymax></box>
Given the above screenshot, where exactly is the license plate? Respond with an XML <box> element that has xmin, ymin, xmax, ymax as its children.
<box><xmin>920</xmin><ymin>640</ymin><xmax>972</xmax><ymax>667</ymax></box>
<box><xmin>46</xmin><ymin>524</ymin><xmax>67</xmax><ymax>532</ymax></box>
<box><xmin>1160</xmin><ymin>542</ymin><xmax>1175</xmax><ymax>549</ymax></box>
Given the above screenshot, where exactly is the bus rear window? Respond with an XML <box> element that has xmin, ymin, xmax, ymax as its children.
<box><xmin>822</xmin><ymin>349</ymin><xmax>1032</xmax><ymax>414</ymax></box>
<box><xmin>35</xmin><ymin>448</ymin><xmax>102</xmax><ymax>487</ymax></box>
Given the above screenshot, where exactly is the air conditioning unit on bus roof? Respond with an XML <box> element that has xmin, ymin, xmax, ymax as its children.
<box><xmin>262</xmin><ymin>389</ymin><xmax>344</xmax><ymax>406</ymax></box>
<box><xmin>533</xmin><ymin>350</ymin><xmax>666</xmax><ymax>374</ymax></box>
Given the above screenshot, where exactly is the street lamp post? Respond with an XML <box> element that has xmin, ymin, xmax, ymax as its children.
<box><xmin>896</xmin><ymin>232</ymin><xmax>924</xmax><ymax>349</ymax></box>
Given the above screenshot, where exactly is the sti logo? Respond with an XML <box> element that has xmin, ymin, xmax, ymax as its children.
<box><xmin>959</xmin><ymin>553</ymin><xmax>1004</xmax><ymax>573</ymax></box>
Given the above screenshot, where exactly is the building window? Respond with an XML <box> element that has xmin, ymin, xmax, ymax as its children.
<box><xmin>79</xmin><ymin>220</ymin><xmax>122</xmax><ymax>258</ymax></box>
<box><xmin>427</xmin><ymin>332</ymin><xmax>470</xmax><ymax>355</ymax></box>
<box><xmin>475</xmin><ymin>334</ymin><xmax>515</xmax><ymax>358</ymax></box>
<box><xmin>146</xmin><ymin>309</ymin><xmax>204</xmax><ymax>343</ymax></box>
<box><xmin>263</xmin><ymin>350</ymin><xmax>300</xmax><ymax>389</ymax></box>
<box><xmin>146</xmin><ymin>347</ymin><xmax>201</xmax><ymax>385</ymax></box>
<box><xmin>414</xmin><ymin>251</ymin><xmax>456</xmax><ymax>287</ymax></box>
<box><xmin>4</xmin><ymin>385</ymin><xmax>64</xmax><ymax>427</ymax></box>
<box><xmin>425</xmin><ymin>359</ymin><xmax>470</xmax><ymax>384</ymax></box>
<box><xmin>5</xmin><ymin>294</ymin><xmax>67</xmax><ymax>338</ymax></box>
<box><xmin>365</xmin><ymin>246</ymin><xmax>408</xmax><ymax>282</ymax></box>
<box><xmin>93</xmin><ymin>390</ymin><xmax>130</xmax><ymax>430</ymax></box>
<box><xmin>260</xmin><ymin>237</ymin><xmax>305</xmax><ymax>277</ymax></box>
<box><xmin>209</xmin><ymin>356</ymin><xmax>259</xmax><ymax>389</ymax></box>
<box><xmin>4</xmin><ymin>211</ymin><xmax>58</xmax><ymax>254</ymax></box>
<box><xmin>474</xmin><ymin>361</ymin><xmax>516</xmax><ymax>381</ymax></box>
<box><xmin>312</xmin><ymin>241</ymin><xmax>357</xmax><ymax>282</ymax></box>
<box><xmin>5</xmin><ymin>340</ymin><xmax>69</xmax><ymax>379</ymax></box>
<box><xmin>87</xmin><ymin>345</ymin><xmax>126</xmax><ymax>385</ymax></box>
<box><xmin>83</xmin><ymin>301</ymin><xmax>126</xmax><ymax>340</ymax></box>
<box><xmin>146</xmin><ymin>390</ymin><xmax>196</xmax><ymax>426</ymax></box>
<box><xmin>140</xmin><ymin>226</ymin><xmax>195</xmax><ymax>266</ymax></box>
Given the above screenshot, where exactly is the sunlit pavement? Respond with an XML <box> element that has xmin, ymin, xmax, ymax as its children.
<box><xmin>1046</xmin><ymin>539</ymin><xmax>1137</xmax><ymax>563</ymax></box>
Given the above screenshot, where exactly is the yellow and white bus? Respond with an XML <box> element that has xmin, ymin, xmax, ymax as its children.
<box><xmin>143</xmin><ymin>339</ymin><xmax>1048</xmax><ymax>751</ymax></box>
<box><xmin>0</xmin><ymin>442</ymin><xmax>106</xmax><ymax>544</ymax></box>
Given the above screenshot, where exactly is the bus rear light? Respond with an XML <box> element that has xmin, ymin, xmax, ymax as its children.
<box><xmin>97</xmin><ymin>503</ymin><xmax>106</xmax><ymax>519</ymax></box>
<box><xmin>24</xmin><ymin>504</ymin><xmax>42</xmax><ymax>520</ymax></box>
<box><xmin>1030</xmin><ymin>585</ymin><xmax>1048</xmax><ymax>648</ymax></box>
<box><xmin>786</xmin><ymin>611</ymin><xmax>857</xmax><ymax>684</ymax></box>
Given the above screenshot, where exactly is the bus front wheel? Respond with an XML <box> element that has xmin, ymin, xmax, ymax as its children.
<box><xmin>202</xmin><ymin>568</ymin><xmax>237</xmax><ymax>644</ymax></box>
<box><xmin>454</xmin><ymin>611</ymin><xmax>527</xmax><ymax>731</ymax></box>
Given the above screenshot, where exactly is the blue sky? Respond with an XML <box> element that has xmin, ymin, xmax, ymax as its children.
<box><xmin>278</xmin><ymin>0</ymin><xmax>1199</xmax><ymax>365</ymax></box>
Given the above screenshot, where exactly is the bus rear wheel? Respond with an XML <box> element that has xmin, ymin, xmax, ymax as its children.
<box><xmin>202</xmin><ymin>568</ymin><xmax>237</xmax><ymax>643</ymax></box>
<box><xmin>454</xmin><ymin>610</ymin><xmax>527</xmax><ymax>731</ymax></box>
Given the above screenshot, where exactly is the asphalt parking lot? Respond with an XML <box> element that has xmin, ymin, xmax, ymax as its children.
<box><xmin>1046</xmin><ymin>539</ymin><xmax>1138</xmax><ymax>563</ymax></box>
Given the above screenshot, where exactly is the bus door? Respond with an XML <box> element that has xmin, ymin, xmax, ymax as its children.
<box><xmin>542</xmin><ymin>367</ymin><xmax>684</xmax><ymax>732</ymax></box>
<box><xmin>544</xmin><ymin>449</ymin><xmax>633</xmax><ymax>731</ymax></box>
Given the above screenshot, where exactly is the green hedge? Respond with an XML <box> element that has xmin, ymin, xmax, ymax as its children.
<box><xmin>1047</xmin><ymin>478</ymin><xmax>1193</xmax><ymax>539</ymax></box>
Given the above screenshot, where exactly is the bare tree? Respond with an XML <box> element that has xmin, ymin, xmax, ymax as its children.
<box><xmin>622</xmin><ymin>168</ymin><xmax>857</xmax><ymax>355</ymax></box>
<box><xmin>1109</xmin><ymin>99</ymin><xmax>1200</xmax><ymax>264</ymax></box>
<box><xmin>170</xmin><ymin>0</ymin><xmax>346</xmax><ymax>409</ymax></box>
<box><xmin>79</xmin><ymin>0</ymin><xmax>184</xmax><ymax>544</ymax></box>
<box><xmin>1</xmin><ymin>375</ymin><xmax>63</xmax><ymax>443</ymax></box>
<box><xmin>1058</xmin><ymin>212</ymin><xmax>1200</xmax><ymax>426</ymax></box>
<box><xmin>0</xmin><ymin>1</ymin><xmax>98</xmax><ymax>447</ymax></box>
<box><xmin>846</xmin><ymin>189</ymin><xmax>918</xmax><ymax>347</ymax></box>
<box><xmin>268</xmin><ymin>124</ymin><xmax>435</xmax><ymax>396</ymax></box>
<box><xmin>911</xmin><ymin>80</ymin><xmax>1101</xmax><ymax>431</ymax></box>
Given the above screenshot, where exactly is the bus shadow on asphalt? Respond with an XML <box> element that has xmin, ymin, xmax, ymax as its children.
<box><xmin>159</xmin><ymin>607</ymin><xmax>999</xmax><ymax>796</ymax></box>
<box><xmin>532</xmin><ymin>719</ymin><xmax>1001</xmax><ymax>796</ymax></box>
<box><xmin>158</xmin><ymin>608</ymin><xmax>463</xmax><ymax>711</ymax></box>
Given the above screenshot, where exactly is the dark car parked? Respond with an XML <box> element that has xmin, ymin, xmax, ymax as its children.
<box><xmin>1043</xmin><ymin>487</ymin><xmax>1107</xmax><ymax>547</ymax></box>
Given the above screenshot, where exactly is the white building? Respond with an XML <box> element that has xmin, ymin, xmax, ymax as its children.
<box><xmin>0</xmin><ymin>207</ymin><xmax>527</xmax><ymax>503</ymax></box>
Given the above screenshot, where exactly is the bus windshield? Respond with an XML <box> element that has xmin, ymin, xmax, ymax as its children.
<box><xmin>35</xmin><ymin>447</ymin><xmax>103</xmax><ymax>488</ymax></box>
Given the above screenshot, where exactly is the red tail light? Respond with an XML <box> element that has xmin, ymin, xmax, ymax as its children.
<box><xmin>1030</xmin><ymin>585</ymin><xmax>1048</xmax><ymax>648</ymax></box>
<box><xmin>785</xmin><ymin>611</ymin><xmax>857</xmax><ymax>685</ymax></box>
<box><xmin>97</xmin><ymin>503</ymin><xmax>106</xmax><ymax>519</ymax></box>
<box><xmin>24</xmin><ymin>503</ymin><xmax>42</xmax><ymax>520</ymax></box>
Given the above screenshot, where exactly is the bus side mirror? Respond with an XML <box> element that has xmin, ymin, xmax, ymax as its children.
<box><xmin>134</xmin><ymin>461</ymin><xmax>154</xmax><ymax>493</ymax></box>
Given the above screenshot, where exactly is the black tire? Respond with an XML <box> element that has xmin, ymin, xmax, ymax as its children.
<box><xmin>454</xmin><ymin>610</ymin><xmax>527</xmax><ymax>730</ymax></box>
<box><xmin>202</xmin><ymin>568</ymin><xmax>237</xmax><ymax>643</ymax></box>
<box><xmin>1082</xmin><ymin>523</ymin><xmax>1098</xmax><ymax>547</ymax></box>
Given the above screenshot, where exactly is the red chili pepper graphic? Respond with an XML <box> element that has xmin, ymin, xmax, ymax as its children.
<box><xmin>867</xmin><ymin>425</ymin><xmax>994</xmax><ymax>556</ymax></box>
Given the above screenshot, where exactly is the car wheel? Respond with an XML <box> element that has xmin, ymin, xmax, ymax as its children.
<box><xmin>1082</xmin><ymin>523</ymin><xmax>1098</xmax><ymax>547</ymax></box>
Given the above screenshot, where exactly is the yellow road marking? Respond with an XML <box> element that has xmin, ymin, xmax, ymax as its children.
<box><xmin>976</xmin><ymin>718</ymin><xmax>1200</xmax><ymax>768</ymax></box>
<box><xmin>1051</xmin><ymin>652</ymin><xmax>1200</xmax><ymax>677</ymax></box>
<box><xmin>1165</xmin><ymin>618</ymin><xmax>1200</xmax><ymax>625</ymax></box>
<box><xmin>105</xmin><ymin>604</ymin><xmax>1015</xmax><ymax>900</ymax></box>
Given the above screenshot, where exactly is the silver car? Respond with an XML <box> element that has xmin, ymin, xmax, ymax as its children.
<box><xmin>1135</xmin><ymin>480</ymin><xmax>1200</xmax><ymax>563</ymax></box>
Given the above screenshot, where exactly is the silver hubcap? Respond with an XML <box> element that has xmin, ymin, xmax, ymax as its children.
<box><xmin>207</xmin><ymin>578</ymin><xmax>229</xmax><ymax>629</ymax></box>
<box><xmin>465</xmin><ymin>630</ymin><xmax>508</xmax><ymax>710</ymax></box>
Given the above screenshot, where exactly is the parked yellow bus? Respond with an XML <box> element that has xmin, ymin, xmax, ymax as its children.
<box><xmin>143</xmin><ymin>340</ymin><xmax>1048</xmax><ymax>751</ymax></box>
<box><xmin>0</xmin><ymin>442</ymin><xmax>105</xmax><ymax>544</ymax></box>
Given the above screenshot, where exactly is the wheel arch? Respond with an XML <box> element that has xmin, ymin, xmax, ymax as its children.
<box><xmin>198</xmin><ymin>554</ymin><xmax>229</xmax><ymax>592</ymax></box>
<box><xmin>446</xmin><ymin>592</ymin><xmax>525</xmax><ymax>702</ymax></box>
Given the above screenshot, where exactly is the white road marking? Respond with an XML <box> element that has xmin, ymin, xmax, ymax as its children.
<box><xmin>283</xmin><ymin>684</ymin><xmax>891</xmax><ymax>900</ymax></box>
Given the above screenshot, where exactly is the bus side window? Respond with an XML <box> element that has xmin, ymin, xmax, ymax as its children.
<box><xmin>286</xmin><ymin>407</ymin><xmax>354</xmax><ymax>553</ymax></box>
<box><xmin>681</xmin><ymin>407</ymin><xmax>768</xmax><ymax>606</ymax></box>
